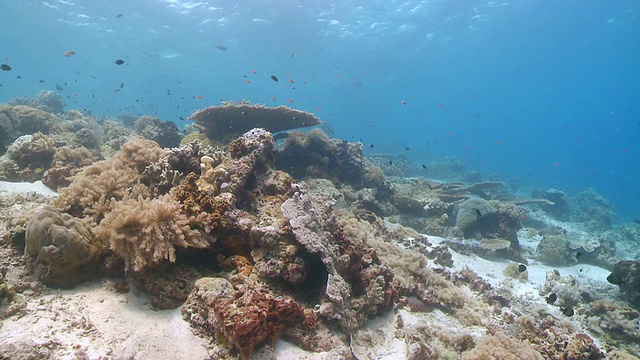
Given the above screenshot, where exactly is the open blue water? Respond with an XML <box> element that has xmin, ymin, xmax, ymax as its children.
<box><xmin>1</xmin><ymin>0</ymin><xmax>638</xmax><ymax>222</ymax></box>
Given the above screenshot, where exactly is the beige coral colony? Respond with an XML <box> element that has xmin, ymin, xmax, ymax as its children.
<box><xmin>1</xmin><ymin>98</ymin><xmax>639</xmax><ymax>359</ymax></box>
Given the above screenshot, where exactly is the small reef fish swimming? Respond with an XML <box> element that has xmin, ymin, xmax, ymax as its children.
<box><xmin>560</xmin><ymin>307</ymin><xmax>574</xmax><ymax>317</ymax></box>
<box><xmin>270</xmin><ymin>75</ymin><xmax>279</xmax><ymax>82</ymax></box>
<box><xmin>63</xmin><ymin>50</ymin><xmax>76</xmax><ymax>57</ymax></box>
<box><xmin>214</xmin><ymin>44</ymin><xmax>228</xmax><ymax>51</ymax></box>
<box><xmin>545</xmin><ymin>293</ymin><xmax>557</xmax><ymax>304</ymax></box>
<box><xmin>115</xmin><ymin>59</ymin><xmax>125</xmax><ymax>65</ymax></box>
<box><xmin>0</xmin><ymin>64</ymin><xmax>11</xmax><ymax>71</ymax></box>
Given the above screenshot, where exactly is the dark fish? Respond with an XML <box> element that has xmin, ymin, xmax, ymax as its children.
<box><xmin>56</xmin><ymin>84</ymin><xmax>64</xmax><ymax>91</ymax></box>
<box><xmin>274</xmin><ymin>132</ymin><xmax>289</xmax><ymax>141</ymax></box>
<box><xmin>575</xmin><ymin>252</ymin><xmax>582</xmax><ymax>260</ymax></box>
<box><xmin>39</xmin><ymin>79</ymin><xmax>44</xmax><ymax>83</ymax></box>
<box><xmin>369</xmin><ymin>144</ymin><xmax>375</xmax><ymax>148</ymax></box>
<box><xmin>115</xmin><ymin>59</ymin><xmax>125</xmax><ymax>65</ymax></box>
<box><xmin>214</xmin><ymin>44</ymin><xmax>228</xmax><ymax>51</ymax></box>
<box><xmin>179</xmin><ymin>116</ymin><xmax>185</xmax><ymax>120</ymax></box>
<box><xmin>518</xmin><ymin>264</ymin><xmax>527</xmax><ymax>273</ymax></box>
<box><xmin>0</xmin><ymin>64</ymin><xmax>11</xmax><ymax>71</ymax></box>
<box><xmin>560</xmin><ymin>307</ymin><xmax>574</xmax><ymax>317</ymax></box>
<box><xmin>472</xmin><ymin>208</ymin><xmax>482</xmax><ymax>217</ymax></box>
<box><xmin>545</xmin><ymin>293</ymin><xmax>557</xmax><ymax>304</ymax></box>
<box><xmin>270</xmin><ymin>75</ymin><xmax>279</xmax><ymax>82</ymax></box>
<box><xmin>421</xmin><ymin>164</ymin><xmax>427</xmax><ymax>170</ymax></box>
<box><xmin>116</xmin><ymin>13</ymin><xmax>123</xmax><ymax>18</ymax></box>
<box><xmin>388</xmin><ymin>160</ymin><xmax>393</xmax><ymax>166</ymax></box>
<box><xmin>607</xmin><ymin>273</ymin><xmax>624</xmax><ymax>285</ymax></box>
<box><xmin>405</xmin><ymin>147</ymin><xmax>410</xmax><ymax>150</ymax></box>
<box><xmin>120</xmin><ymin>82</ymin><xmax>124</xmax><ymax>89</ymax></box>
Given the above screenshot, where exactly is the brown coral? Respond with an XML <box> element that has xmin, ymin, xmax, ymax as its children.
<box><xmin>189</xmin><ymin>100</ymin><xmax>321</xmax><ymax>141</ymax></box>
<box><xmin>93</xmin><ymin>194</ymin><xmax>209</xmax><ymax>272</ymax></box>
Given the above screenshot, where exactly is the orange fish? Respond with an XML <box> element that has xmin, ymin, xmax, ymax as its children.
<box><xmin>195</xmin><ymin>95</ymin><xmax>203</xmax><ymax>99</ymax></box>
<box><xmin>401</xmin><ymin>100</ymin><xmax>407</xmax><ymax>105</ymax></box>
<box><xmin>251</xmin><ymin>70</ymin><xmax>257</xmax><ymax>73</ymax></box>
<box><xmin>245</xmin><ymin>79</ymin><xmax>251</xmax><ymax>84</ymax></box>
<box><xmin>63</xmin><ymin>50</ymin><xmax>76</xmax><ymax>57</ymax></box>
<box><xmin>288</xmin><ymin>99</ymin><xmax>294</xmax><ymax>103</ymax></box>
<box><xmin>272</xmin><ymin>96</ymin><xmax>276</xmax><ymax>101</ymax></box>
<box><xmin>289</xmin><ymin>78</ymin><xmax>294</xmax><ymax>83</ymax></box>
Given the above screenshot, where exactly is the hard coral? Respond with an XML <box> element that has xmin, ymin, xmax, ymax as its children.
<box><xmin>25</xmin><ymin>205</ymin><xmax>103</xmax><ymax>288</ymax></box>
<box><xmin>134</xmin><ymin>115</ymin><xmax>182</xmax><ymax>148</ymax></box>
<box><xmin>189</xmin><ymin>100</ymin><xmax>321</xmax><ymax>141</ymax></box>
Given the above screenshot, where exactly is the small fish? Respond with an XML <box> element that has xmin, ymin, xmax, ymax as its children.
<box><xmin>179</xmin><ymin>116</ymin><xmax>185</xmax><ymax>120</ymax></box>
<box><xmin>251</xmin><ymin>69</ymin><xmax>257</xmax><ymax>73</ymax></box>
<box><xmin>39</xmin><ymin>79</ymin><xmax>44</xmax><ymax>83</ymax></box>
<box><xmin>518</xmin><ymin>264</ymin><xmax>527</xmax><ymax>273</ymax></box>
<box><xmin>0</xmin><ymin>64</ymin><xmax>11</xmax><ymax>71</ymax></box>
<box><xmin>195</xmin><ymin>95</ymin><xmax>203</xmax><ymax>99</ymax></box>
<box><xmin>115</xmin><ymin>59</ymin><xmax>125</xmax><ymax>65</ymax></box>
<box><xmin>288</xmin><ymin>98</ymin><xmax>294</xmax><ymax>103</ymax></box>
<box><xmin>116</xmin><ymin>13</ymin><xmax>123</xmax><ymax>18</ymax></box>
<box><xmin>545</xmin><ymin>293</ymin><xmax>557</xmax><ymax>304</ymax></box>
<box><xmin>405</xmin><ymin>147</ymin><xmax>410</xmax><ymax>150</ymax></box>
<box><xmin>607</xmin><ymin>273</ymin><xmax>623</xmax><ymax>285</ymax></box>
<box><xmin>369</xmin><ymin>144</ymin><xmax>375</xmax><ymax>148</ymax></box>
<box><xmin>214</xmin><ymin>44</ymin><xmax>228</xmax><ymax>51</ymax></box>
<box><xmin>472</xmin><ymin>208</ymin><xmax>482</xmax><ymax>217</ymax></box>
<box><xmin>388</xmin><ymin>160</ymin><xmax>393</xmax><ymax>165</ymax></box>
<box><xmin>56</xmin><ymin>84</ymin><xmax>64</xmax><ymax>91</ymax></box>
<box><xmin>560</xmin><ymin>307</ymin><xmax>574</xmax><ymax>317</ymax></box>
<box><xmin>245</xmin><ymin>79</ymin><xmax>250</xmax><ymax>84</ymax></box>
<box><xmin>421</xmin><ymin>164</ymin><xmax>427</xmax><ymax>170</ymax></box>
<box><xmin>120</xmin><ymin>82</ymin><xmax>124</xmax><ymax>89</ymax></box>
<box><xmin>401</xmin><ymin>100</ymin><xmax>407</xmax><ymax>105</ymax></box>
<box><xmin>63</xmin><ymin>50</ymin><xmax>76</xmax><ymax>57</ymax></box>
<box><xmin>289</xmin><ymin>78</ymin><xmax>295</xmax><ymax>83</ymax></box>
<box><xmin>270</xmin><ymin>75</ymin><xmax>279</xmax><ymax>82</ymax></box>
<box><xmin>575</xmin><ymin>252</ymin><xmax>582</xmax><ymax>260</ymax></box>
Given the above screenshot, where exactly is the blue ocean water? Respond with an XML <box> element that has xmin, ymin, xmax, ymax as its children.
<box><xmin>1</xmin><ymin>0</ymin><xmax>638</xmax><ymax>221</ymax></box>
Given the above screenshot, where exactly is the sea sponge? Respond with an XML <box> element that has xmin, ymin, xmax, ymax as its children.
<box><xmin>24</xmin><ymin>205</ymin><xmax>103</xmax><ymax>288</ymax></box>
<box><xmin>93</xmin><ymin>194</ymin><xmax>209</xmax><ymax>272</ymax></box>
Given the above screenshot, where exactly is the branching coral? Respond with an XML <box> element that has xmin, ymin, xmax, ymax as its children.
<box><xmin>93</xmin><ymin>194</ymin><xmax>209</xmax><ymax>272</ymax></box>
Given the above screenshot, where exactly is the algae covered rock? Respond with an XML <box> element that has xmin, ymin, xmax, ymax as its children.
<box><xmin>25</xmin><ymin>205</ymin><xmax>103</xmax><ymax>288</ymax></box>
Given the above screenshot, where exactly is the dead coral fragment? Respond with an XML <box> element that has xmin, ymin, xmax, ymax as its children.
<box><xmin>94</xmin><ymin>194</ymin><xmax>209</xmax><ymax>272</ymax></box>
<box><xmin>189</xmin><ymin>100</ymin><xmax>321</xmax><ymax>140</ymax></box>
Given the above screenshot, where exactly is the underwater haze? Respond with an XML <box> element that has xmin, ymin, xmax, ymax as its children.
<box><xmin>1</xmin><ymin>0</ymin><xmax>639</xmax><ymax>221</ymax></box>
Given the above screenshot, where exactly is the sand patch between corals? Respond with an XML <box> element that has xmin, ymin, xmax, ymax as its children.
<box><xmin>0</xmin><ymin>280</ymin><xmax>212</xmax><ymax>359</ymax></box>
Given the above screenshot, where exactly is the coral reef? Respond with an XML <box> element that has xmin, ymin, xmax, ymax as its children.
<box><xmin>93</xmin><ymin>193</ymin><xmax>209</xmax><ymax>272</ymax></box>
<box><xmin>0</xmin><ymin>105</ymin><xmax>61</xmax><ymax>150</ymax></box>
<box><xmin>189</xmin><ymin>100</ymin><xmax>321</xmax><ymax>141</ymax></box>
<box><xmin>573</xmin><ymin>188</ymin><xmax>615</xmax><ymax>231</ymax></box>
<box><xmin>24</xmin><ymin>205</ymin><xmax>103</xmax><ymax>288</ymax></box>
<box><xmin>275</xmin><ymin>129</ymin><xmax>389</xmax><ymax>192</ymax></box>
<box><xmin>41</xmin><ymin>146</ymin><xmax>97</xmax><ymax>190</ymax></box>
<box><xmin>281</xmin><ymin>182</ymin><xmax>395</xmax><ymax>331</ymax></box>
<box><xmin>134</xmin><ymin>116</ymin><xmax>182</xmax><ymax>148</ymax></box>
<box><xmin>532</xmin><ymin>188</ymin><xmax>571</xmax><ymax>220</ymax></box>
<box><xmin>8</xmin><ymin>90</ymin><xmax>66</xmax><ymax>114</ymax></box>
<box><xmin>608</xmin><ymin>260</ymin><xmax>640</xmax><ymax>310</ymax></box>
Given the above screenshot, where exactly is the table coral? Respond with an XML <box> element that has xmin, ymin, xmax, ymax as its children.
<box><xmin>24</xmin><ymin>205</ymin><xmax>103</xmax><ymax>288</ymax></box>
<box><xmin>189</xmin><ymin>100</ymin><xmax>321</xmax><ymax>141</ymax></box>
